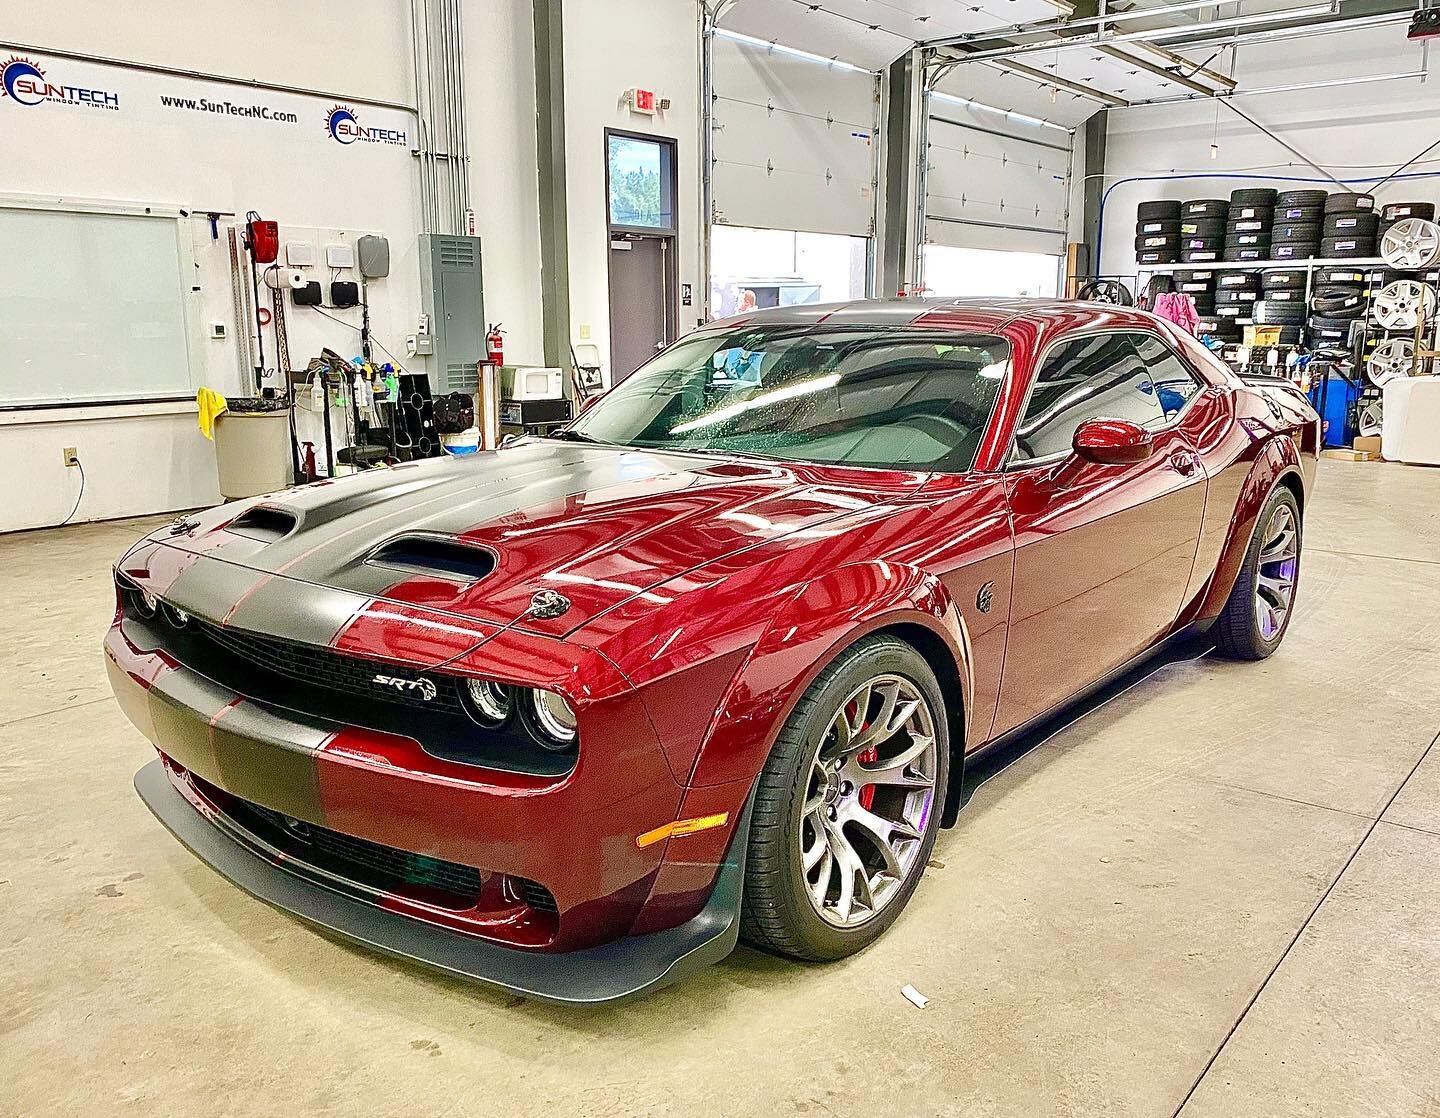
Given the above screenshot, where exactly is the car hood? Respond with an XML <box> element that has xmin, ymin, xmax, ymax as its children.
<box><xmin>138</xmin><ymin>440</ymin><xmax>926</xmax><ymax>639</ymax></box>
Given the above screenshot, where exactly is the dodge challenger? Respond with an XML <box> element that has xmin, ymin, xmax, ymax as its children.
<box><xmin>106</xmin><ymin>298</ymin><xmax>1319</xmax><ymax>1003</ymax></box>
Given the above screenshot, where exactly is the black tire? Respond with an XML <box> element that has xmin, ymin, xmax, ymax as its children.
<box><xmin>1379</xmin><ymin>201</ymin><xmax>1434</xmax><ymax>224</ymax></box>
<box><xmin>1315</xmin><ymin>267</ymin><xmax>1367</xmax><ymax>287</ymax></box>
<box><xmin>1275</xmin><ymin>205</ymin><xmax>1323</xmax><ymax>225</ymax></box>
<box><xmin>1255</xmin><ymin>301</ymin><xmax>1305</xmax><ymax>325</ymax></box>
<box><xmin>1225</xmin><ymin>247</ymin><xmax>1267</xmax><ymax>262</ymax></box>
<box><xmin>1182</xmin><ymin>249</ymin><xmax>1221</xmax><ymax>263</ymax></box>
<box><xmin>1271</xmin><ymin>242</ymin><xmax>1319</xmax><ymax>261</ymax></box>
<box><xmin>1215</xmin><ymin>270</ymin><xmax>1259</xmax><ymax>290</ymax></box>
<box><xmin>1181</xmin><ymin>217</ymin><xmax>1227</xmax><ymax>237</ymax></box>
<box><xmin>1311</xmin><ymin>287</ymin><xmax>1366</xmax><ymax>317</ymax></box>
<box><xmin>1226</xmin><ymin>234</ymin><xmax>1270</xmax><ymax>249</ymax></box>
<box><xmin>1138</xmin><ymin>250</ymin><xmax>1180</xmax><ymax>265</ymax></box>
<box><xmin>1136</xmin><ymin>218</ymin><xmax>1182</xmax><ymax>236</ymax></box>
<box><xmin>1229</xmin><ymin>218</ymin><xmax>1271</xmax><ymax>234</ymax></box>
<box><xmin>1324</xmin><ymin>191</ymin><xmax>1375</xmax><ymax>215</ymax></box>
<box><xmin>1213</xmin><ymin>486</ymin><xmax>1302</xmax><ymax>660</ymax></box>
<box><xmin>1262</xmin><ymin>269</ymin><xmax>1308</xmax><ymax>290</ymax></box>
<box><xmin>1136</xmin><ymin>233</ymin><xmax>1181</xmax><ymax>251</ymax></box>
<box><xmin>1230</xmin><ymin>188</ymin><xmax>1278</xmax><ymax>207</ymax></box>
<box><xmin>1138</xmin><ymin>199</ymin><xmax>1182</xmax><ymax>221</ymax></box>
<box><xmin>1172</xmin><ymin>269</ymin><xmax>1214</xmax><ymax>284</ymax></box>
<box><xmin>740</xmin><ymin>634</ymin><xmax>949</xmax><ymax>961</ymax></box>
<box><xmin>1178</xmin><ymin>280</ymin><xmax>1214</xmax><ymax>295</ymax></box>
<box><xmin>1216</xmin><ymin>288</ymin><xmax>1259</xmax><ymax>304</ymax></box>
<box><xmin>1273</xmin><ymin>222</ymin><xmax>1321</xmax><ymax>243</ymax></box>
<box><xmin>1323</xmin><ymin>212</ymin><xmax>1379</xmax><ymax>238</ymax></box>
<box><xmin>1308</xmin><ymin>316</ymin><xmax>1353</xmax><ymax>343</ymax></box>
<box><xmin>1277</xmin><ymin>189</ymin><xmax>1328</xmax><ymax>210</ymax></box>
<box><xmin>1320</xmin><ymin>236</ymin><xmax>1375</xmax><ymax>259</ymax></box>
<box><xmin>1194</xmin><ymin>317</ymin><xmax>1224</xmax><ymax>335</ymax></box>
<box><xmin>1260</xmin><ymin>288</ymin><xmax>1304</xmax><ymax>303</ymax></box>
<box><xmin>1184</xmin><ymin>199</ymin><xmax>1230</xmax><ymax>219</ymax></box>
<box><xmin>1182</xmin><ymin>235</ymin><xmax>1222</xmax><ymax>252</ymax></box>
<box><xmin>1191</xmin><ymin>298</ymin><xmax>1216</xmax><ymax>315</ymax></box>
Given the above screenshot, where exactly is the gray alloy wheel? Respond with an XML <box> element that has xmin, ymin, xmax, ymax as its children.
<box><xmin>800</xmin><ymin>675</ymin><xmax>938</xmax><ymax>928</ymax></box>
<box><xmin>741</xmin><ymin>635</ymin><xmax>949</xmax><ymax>961</ymax></box>
<box><xmin>1215</xmin><ymin>486</ymin><xmax>1303</xmax><ymax>660</ymax></box>
<box><xmin>1253</xmin><ymin>503</ymin><xmax>1300</xmax><ymax>643</ymax></box>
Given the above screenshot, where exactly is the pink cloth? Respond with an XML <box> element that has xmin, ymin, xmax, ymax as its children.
<box><xmin>1153</xmin><ymin>291</ymin><xmax>1200</xmax><ymax>334</ymax></box>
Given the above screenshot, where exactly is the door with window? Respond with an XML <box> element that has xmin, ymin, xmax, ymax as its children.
<box><xmin>606</xmin><ymin>130</ymin><xmax>678</xmax><ymax>383</ymax></box>
<box><xmin>993</xmin><ymin>330</ymin><xmax>1209</xmax><ymax>734</ymax></box>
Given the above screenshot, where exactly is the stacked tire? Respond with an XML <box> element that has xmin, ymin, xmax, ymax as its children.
<box><xmin>1226</xmin><ymin>188</ymin><xmax>1275</xmax><ymax>262</ymax></box>
<box><xmin>1308</xmin><ymin>264</ymin><xmax>1368</xmax><ymax>350</ymax></box>
<box><xmin>1270</xmin><ymin>189</ymin><xmax>1325</xmax><ymax>262</ymax></box>
<box><xmin>1180</xmin><ymin>198</ymin><xmax>1228</xmax><ymax>264</ymax></box>
<box><xmin>1253</xmin><ymin>268</ymin><xmax>1306</xmax><ymax>346</ymax></box>
<box><xmin>1208</xmin><ymin>270</ymin><xmax>1257</xmax><ymax>341</ymax></box>
<box><xmin>1176</xmin><ymin>268</ymin><xmax>1219</xmax><ymax>335</ymax></box>
<box><xmin>1135</xmin><ymin>200</ymin><xmax>1181</xmax><ymax>266</ymax></box>
<box><xmin>1320</xmin><ymin>192</ymin><xmax>1378</xmax><ymax>261</ymax></box>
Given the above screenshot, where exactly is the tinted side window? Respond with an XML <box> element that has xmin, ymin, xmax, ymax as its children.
<box><xmin>1133</xmin><ymin>334</ymin><xmax>1203</xmax><ymax>423</ymax></box>
<box><xmin>1011</xmin><ymin>334</ymin><xmax>1166</xmax><ymax>462</ymax></box>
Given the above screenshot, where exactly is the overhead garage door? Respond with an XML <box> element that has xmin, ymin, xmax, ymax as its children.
<box><xmin>709</xmin><ymin>32</ymin><xmax>880</xmax><ymax>238</ymax></box>
<box><xmin>923</xmin><ymin>93</ymin><xmax>1074</xmax><ymax>256</ymax></box>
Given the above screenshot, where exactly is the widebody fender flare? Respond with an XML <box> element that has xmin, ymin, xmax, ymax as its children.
<box><xmin>683</xmin><ymin>560</ymin><xmax>974</xmax><ymax>793</ymax></box>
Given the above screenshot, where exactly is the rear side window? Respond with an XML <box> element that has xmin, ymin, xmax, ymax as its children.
<box><xmin>1132</xmin><ymin>334</ymin><xmax>1203</xmax><ymax>422</ymax></box>
<box><xmin>1011</xmin><ymin>333</ymin><xmax>1166</xmax><ymax>462</ymax></box>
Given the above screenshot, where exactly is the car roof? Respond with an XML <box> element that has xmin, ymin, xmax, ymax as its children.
<box><xmin>702</xmin><ymin>297</ymin><xmax>1163</xmax><ymax>335</ymax></box>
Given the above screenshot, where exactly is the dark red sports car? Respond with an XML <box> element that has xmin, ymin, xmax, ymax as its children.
<box><xmin>107</xmin><ymin>298</ymin><xmax>1318</xmax><ymax>1003</ymax></box>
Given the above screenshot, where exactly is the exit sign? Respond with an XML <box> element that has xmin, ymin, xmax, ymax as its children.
<box><xmin>629</xmin><ymin>87</ymin><xmax>657</xmax><ymax>115</ymax></box>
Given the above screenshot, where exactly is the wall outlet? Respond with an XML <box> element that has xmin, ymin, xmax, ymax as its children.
<box><xmin>579</xmin><ymin>323</ymin><xmax>592</xmax><ymax>339</ymax></box>
<box><xmin>62</xmin><ymin>446</ymin><xmax>79</xmax><ymax>467</ymax></box>
<box><xmin>210</xmin><ymin>322</ymin><xmax>228</xmax><ymax>339</ymax></box>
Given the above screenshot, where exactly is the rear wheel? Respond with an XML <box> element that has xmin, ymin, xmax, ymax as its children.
<box><xmin>1214</xmin><ymin>487</ymin><xmax>1302</xmax><ymax>660</ymax></box>
<box><xmin>740</xmin><ymin>636</ymin><xmax>948</xmax><ymax>961</ymax></box>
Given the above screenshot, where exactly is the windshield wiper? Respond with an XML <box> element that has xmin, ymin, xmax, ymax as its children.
<box><xmin>545</xmin><ymin>429</ymin><xmax>606</xmax><ymax>445</ymax></box>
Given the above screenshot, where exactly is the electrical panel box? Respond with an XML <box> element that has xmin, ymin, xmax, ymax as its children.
<box><xmin>418</xmin><ymin>234</ymin><xmax>485</xmax><ymax>395</ymax></box>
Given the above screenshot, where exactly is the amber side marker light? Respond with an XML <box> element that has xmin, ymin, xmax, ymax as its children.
<box><xmin>635</xmin><ymin>812</ymin><xmax>730</xmax><ymax>849</ymax></box>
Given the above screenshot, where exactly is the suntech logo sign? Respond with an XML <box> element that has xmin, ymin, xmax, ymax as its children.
<box><xmin>1</xmin><ymin>56</ymin><xmax>119</xmax><ymax>110</ymax></box>
<box><xmin>325</xmin><ymin>103</ymin><xmax>406</xmax><ymax>146</ymax></box>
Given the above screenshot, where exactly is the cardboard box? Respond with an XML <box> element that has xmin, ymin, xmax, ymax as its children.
<box><xmin>1353</xmin><ymin>436</ymin><xmax>1382</xmax><ymax>457</ymax></box>
<box><xmin>1244</xmin><ymin>325</ymin><xmax>1285</xmax><ymax>347</ymax></box>
<box><xmin>1321</xmin><ymin>448</ymin><xmax>1379</xmax><ymax>462</ymax></box>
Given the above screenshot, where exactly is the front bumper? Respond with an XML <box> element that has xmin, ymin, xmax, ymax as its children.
<box><xmin>135</xmin><ymin>758</ymin><xmax>749</xmax><ymax>1004</ymax></box>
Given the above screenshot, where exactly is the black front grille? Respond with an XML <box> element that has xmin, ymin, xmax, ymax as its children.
<box><xmin>196</xmin><ymin>620</ymin><xmax>466</xmax><ymax>717</ymax></box>
<box><xmin>518</xmin><ymin>879</ymin><xmax>559</xmax><ymax>914</ymax></box>
<box><xmin>233</xmin><ymin>797</ymin><xmax>486</xmax><ymax>899</ymax></box>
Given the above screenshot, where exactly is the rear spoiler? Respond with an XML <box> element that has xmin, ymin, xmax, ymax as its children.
<box><xmin>1237</xmin><ymin>371</ymin><xmax>1315</xmax><ymax>409</ymax></box>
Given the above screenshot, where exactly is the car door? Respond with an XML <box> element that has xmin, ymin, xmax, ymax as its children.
<box><xmin>991</xmin><ymin>330</ymin><xmax>1209</xmax><ymax>735</ymax></box>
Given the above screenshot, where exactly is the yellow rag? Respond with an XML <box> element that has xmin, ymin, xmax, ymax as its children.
<box><xmin>196</xmin><ymin>388</ymin><xmax>228</xmax><ymax>440</ymax></box>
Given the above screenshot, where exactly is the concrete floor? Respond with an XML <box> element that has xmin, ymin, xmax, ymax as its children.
<box><xmin>3</xmin><ymin>459</ymin><xmax>1439</xmax><ymax>1117</ymax></box>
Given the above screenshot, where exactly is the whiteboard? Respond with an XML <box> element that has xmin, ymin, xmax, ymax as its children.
<box><xmin>0</xmin><ymin>205</ymin><xmax>198</xmax><ymax>408</ymax></box>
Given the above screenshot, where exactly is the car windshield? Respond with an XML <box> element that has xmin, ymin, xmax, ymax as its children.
<box><xmin>567</xmin><ymin>325</ymin><xmax>1011</xmax><ymax>472</ymax></box>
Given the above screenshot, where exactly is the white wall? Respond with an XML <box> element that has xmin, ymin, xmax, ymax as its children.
<box><xmin>562</xmin><ymin>0</ymin><xmax>705</xmax><ymax>382</ymax></box>
<box><xmin>1100</xmin><ymin>24</ymin><xmax>1440</xmax><ymax>277</ymax></box>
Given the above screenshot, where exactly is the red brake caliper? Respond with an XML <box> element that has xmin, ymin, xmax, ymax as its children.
<box><xmin>857</xmin><ymin>746</ymin><xmax>877</xmax><ymax>810</ymax></box>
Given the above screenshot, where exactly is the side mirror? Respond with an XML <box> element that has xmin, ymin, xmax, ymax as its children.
<box><xmin>1072</xmin><ymin>417</ymin><xmax>1155</xmax><ymax>466</ymax></box>
<box><xmin>578</xmin><ymin>391</ymin><xmax>605</xmax><ymax>415</ymax></box>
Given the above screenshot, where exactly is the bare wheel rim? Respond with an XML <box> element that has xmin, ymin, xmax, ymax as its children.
<box><xmin>1367</xmin><ymin>337</ymin><xmax>1416</xmax><ymax>386</ymax></box>
<box><xmin>1373</xmin><ymin>280</ymin><xmax>1436</xmax><ymax>331</ymax></box>
<box><xmin>799</xmin><ymin>674</ymin><xmax>938</xmax><ymax>929</ymax></box>
<box><xmin>1380</xmin><ymin>218</ymin><xmax>1440</xmax><ymax>270</ymax></box>
<box><xmin>1254</xmin><ymin>504</ymin><xmax>1299</xmax><ymax>642</ymax></box>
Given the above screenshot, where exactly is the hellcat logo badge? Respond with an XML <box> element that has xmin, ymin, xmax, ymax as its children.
<box><xmin>976</xmin><ymin>581</ymin><xmax>994</xmax><ymax>614</ymax></box>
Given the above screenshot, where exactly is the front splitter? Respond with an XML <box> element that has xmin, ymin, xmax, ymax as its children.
<box><xmin>135</xmin><ymin>759</ymin><xmax>749</xmax><ymax>1005</ymax></box>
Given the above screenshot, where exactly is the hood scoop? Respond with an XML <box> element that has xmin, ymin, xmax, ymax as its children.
<box><xmin>226</xmin><ymin>504</ymin><xmax>298</xmax><ymax>543</ymax></box>
<box><xmin>365</xmin><ymin>535</ymin><xmax>498</xmax><ymax>583</ymax></box>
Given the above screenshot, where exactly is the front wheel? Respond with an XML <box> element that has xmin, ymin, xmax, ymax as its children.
<box><xmin>1214</xmin><ymin>485</ymin><xmax>1302</xmax><ymax>660</ymax></box>
<box><xmin>740</xmin><ymin>635</ymin><xmax>949</xmax><ymax>961</ymax></box>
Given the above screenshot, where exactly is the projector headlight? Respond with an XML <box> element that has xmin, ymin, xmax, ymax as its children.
<box><xmin>526</xmin><ymin>689</ymin><xmax>578</xmax><ymax>750</ymax></box>
<box><xmin>139</xmin><ymin>589</ymin><xmax>160</xmax><ymax>615</ymax></box>
<box><xmin>463</xmin><ymin>678</ymin><xmax>513</xmax><ymax>727</ymax></box>
<box><xmin>161</xmin><ymin>602</ymin><xmax>191</xmax><ymax>627</ymax></box>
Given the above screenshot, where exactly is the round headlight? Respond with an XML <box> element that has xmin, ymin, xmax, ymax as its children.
<box><xmin>528</xmin><ymin>689</ymin><xmax>578</xmax><ymax>749</ymax></box>
<box><xmin>464</xmin><ymin>678</ymin><xmax>513</xmax><ymax>727</ymax></box>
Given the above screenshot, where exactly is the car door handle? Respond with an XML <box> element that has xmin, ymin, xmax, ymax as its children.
<box><xmin>1168</xmin><ymin>449</ymin><xmax>1200</xmax><ymax>476</ymax></box>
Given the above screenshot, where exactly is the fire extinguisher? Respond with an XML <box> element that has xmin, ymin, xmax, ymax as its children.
<box><xmin>485</xmin><ymin>324</ymin><xmax>504</xmax><ymax>370</ymax></box>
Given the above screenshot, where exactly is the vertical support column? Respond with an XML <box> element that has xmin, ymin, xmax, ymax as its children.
<box><xmin>1081</xmin><ymin>108</ymin><xmax>1108</xmax><ymax>279</ymax></box>
<box><xmin>533</xmin><ymin>0</ymin><xmax>573</xmax><ymax>373</ymax></box>
<box><xmin>880</xmin><ymin>49</ymin><xmax>925</xmax><ymax>298</ymax></box>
